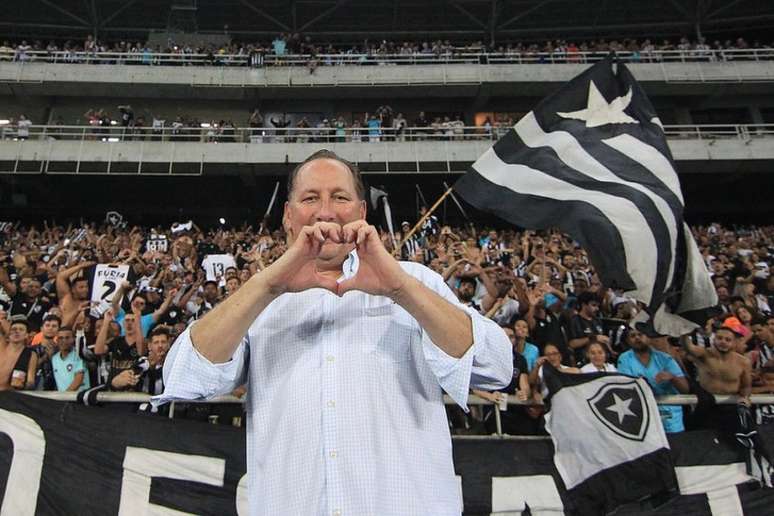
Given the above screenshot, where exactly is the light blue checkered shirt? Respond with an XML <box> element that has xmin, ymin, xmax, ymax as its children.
<box><xmin>155</xmin><ymin>261</ymin><xmax>512</xmax><ymax>515</ymax></box>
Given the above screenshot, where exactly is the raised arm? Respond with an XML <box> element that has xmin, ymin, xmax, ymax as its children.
<box><xmin>56</xmin><ymin>261</ymin><xmax>94</xmax><ymax>302</ymax></box>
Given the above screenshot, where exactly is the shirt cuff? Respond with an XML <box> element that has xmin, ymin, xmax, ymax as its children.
<box><xmin>152</xmin><ymin>324</ymin><xmax>247</xmax><ymax>406</ymax></box>
<box><xmin>421</xmin><ymin>308</ymin><xmax>485</xmax><ymax>412</ymax></box>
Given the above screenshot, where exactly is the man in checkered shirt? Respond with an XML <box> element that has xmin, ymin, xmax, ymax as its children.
<box><xmin>156</xmin><ymin>149</ymin><xmax>513</xmax><ymax>515</ymax></box>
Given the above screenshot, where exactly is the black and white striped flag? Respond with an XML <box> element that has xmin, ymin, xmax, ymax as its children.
<box><xmin>454</xmin><ymin>56</ymin><xmax>716</xmax><ymax>336</ymax></box>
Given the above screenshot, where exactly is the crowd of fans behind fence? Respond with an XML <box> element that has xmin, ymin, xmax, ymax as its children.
<box><xmin>0</xmin><ymin>219</ymin><xmax>771</xmax><ymax>434</ymax></box>
<box><xmin>2</xmin><ymin>34</ymin><xmax>773</xmax><ymax>67</ymax></box>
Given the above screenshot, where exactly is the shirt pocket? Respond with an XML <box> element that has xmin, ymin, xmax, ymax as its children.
<box><xmin>362</xmin><ymin>301</ymin><xmax>415</xmax><ymax>363</ymax></box>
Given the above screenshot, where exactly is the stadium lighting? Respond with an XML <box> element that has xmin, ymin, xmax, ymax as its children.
<box><xmin>107</xmin><ymin>137</ymin><xmax>120</xmax><ymax>142</ymax></box>
<box><xmin>0</xmin><ymin>119</ymin><xmax>9</xmax><ymax>125</ymax></box>
<box><xmin>219</xmin><ymin>217</ymin><xmax>226</xmax><ymax>225</ymax></box>
<box><xmin>110</xmin><ymin>120</ymin><xmax>118</xmax><ymax>126</ymax></box>
<box><xmin>200</xmin><ymin>122</ymin><xmax>211</xmax><ymax>128</ymax></box>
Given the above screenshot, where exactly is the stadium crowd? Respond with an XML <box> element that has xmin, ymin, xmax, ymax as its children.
<box><xmin>2</xmin><ymin>34</ymin><xmax>772</xmax><ymax>66</ymax></box>
<box><xmin>0</xmin><ymin>215</ymin><xmax>771</xmax><ymax>435</ymax></box>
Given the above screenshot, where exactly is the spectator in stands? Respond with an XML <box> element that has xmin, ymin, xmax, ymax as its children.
<box><xmin>568</xmin><ymin>291</ymin><xmax>609</xmax><ymax>365</ymax></box>
<box><xmin>617</xmin><ymin>328</ymin><xmax>689</xmax><ymax>433</ymax></box>
<box><xmin>55</xmin><ymin>259</ymin><xmax>94</xmax><ymax>328</ymax></box>
<box><xmin>681</xmin><ymin>319</ymin><xmax>753</xmax><ymax>436</ymax></box>
<box><xmin>580</xmin><ymin>342</ymin><xmax>618</xmax><ymax>373</ymax></box>
<box><xmin>51</xmin><ymin>325</ymin><xmax>88</xmax><ymax>392</ymax></box>
<box><xmin>529</xmin><ymin>343</ymin><xmax>580</xmax><ymax>399</ymax></box>
<box><xmin>16</xmin><ymin>115</ymin><xmax>31</xmax><ymax>140</ymax></box>
<box><xmin>0</xmin><ymin>316</ymin><xmax>37</xmax><ymax>390</ymax></box>
<box><xmin>511</xmin><ymin>318</ymin><xmax>539</xmax><ymax>371</ymax></box>
<box><xmin>137</xmin><ymin>326</ymin><xmax>171</xmax><ymax>396</ymax></box>
<box><xmin>95</xmin><ymin>307</ymin><xmax>144</xmax><ymax>391</ymax></box>
<box><xmin>9</xmin><ymin>276</ymin><xmax>52</xmax><ymax>331</ymax></box>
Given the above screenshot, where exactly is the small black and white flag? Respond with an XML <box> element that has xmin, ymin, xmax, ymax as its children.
<box><xmin>454</xmin><ymin>56</ymin><xmax>716</xmax><ymax>336</ymax></box>
<box><xmin>542</xmin><ymin>365</ymin><xmax>677</xmax><ymax>514</ymax></box>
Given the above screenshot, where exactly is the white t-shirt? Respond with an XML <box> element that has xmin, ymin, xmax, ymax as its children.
<box><xmin>201</xmin><ymin>254</ymin><xmax>237</xmax><ymax>285</ymax></box>
<box><xmin>580</xmin><ymin>363</ymin><xmax>618</xmax><ymax>374</ymax></box>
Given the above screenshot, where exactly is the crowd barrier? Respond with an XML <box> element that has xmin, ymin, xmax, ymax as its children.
<box><xmin>3</xmin><ymin>123</ymin><xmax>773</xmax><ymax>144</ymax></box>
<box><xmin>20</xmin><ymin>391</ymin><xmax>774</xmax><ymax>437</ymax></box>
<box><xmin>3</xmin><ymin>48</ymin><xmax>774</xmax><ymax>67</ymax></box>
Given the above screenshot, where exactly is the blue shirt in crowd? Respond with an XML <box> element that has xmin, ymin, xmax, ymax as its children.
<box><xmin>617</xmin><ymin>348</ymin><xmax>685</xmax><ymax>433</ymax></box>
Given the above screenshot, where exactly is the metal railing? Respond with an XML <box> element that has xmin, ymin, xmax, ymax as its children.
<box><xmin>3</xmin><ymin>123</ymin><xmax>773</xmax><ymax>144</ymax></box>
<box><xmin>3</xmin><ymin>48</ymin><xmax>774</xmax><ymax>67</ymax></box>
<box><xmin>20</xmin><ymin>390</ymin><xmax>774</xmax><ymax>438</ymax></box>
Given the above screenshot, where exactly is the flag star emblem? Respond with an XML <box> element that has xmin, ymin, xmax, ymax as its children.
<box><xmin>605</xmin><ymin>393</ymin><xmax>637</xmax><ymax>425</ymax></box>
<box><xmin>557</xmin><ymin>80</ymin><xmax>639</xmax><ymax>128</ymax></box>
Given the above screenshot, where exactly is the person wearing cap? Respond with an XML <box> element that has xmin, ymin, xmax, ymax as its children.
<box><xmin>155</xmin><ymin>149</ymin><xmax>512</xmax><ymax>515</ymax></box>
<box><xmin>0</xmin><ymin>315</ymin><xmax>38</xmax><ymax>391</ymax></box>
<box><xmin>680</xmin><ymin>317</ymin><xmax>753</xmax><ymax>438</ymax></box>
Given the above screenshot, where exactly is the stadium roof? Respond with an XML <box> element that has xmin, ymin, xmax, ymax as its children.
<box><xmin>3</xmin><ymin>0</ymin><xmax>774</xmax><ymax>44</ymax></box>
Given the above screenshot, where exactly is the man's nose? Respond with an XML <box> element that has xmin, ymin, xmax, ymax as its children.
<box><xmin>315</xmin><ymin>198</ymin><xmax>336</xmax><ymax>222</ymax></box>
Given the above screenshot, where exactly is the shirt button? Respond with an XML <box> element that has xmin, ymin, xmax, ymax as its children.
<box><xmin>326</xmin><ymin>355</ymin><xmax>335</xmax><ymax>362</ymax></box>
<box><xmin>327</xmin><ymin>400</ymin><xmax>335</xmax><ymax>408</ymax></box>
<box><xmin>329</xmin><ymin>451</ymin><xmax>337</xmax><ymax>458</ymax></box>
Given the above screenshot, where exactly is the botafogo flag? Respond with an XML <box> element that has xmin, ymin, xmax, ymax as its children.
<box><xmin>541</xmin><ymin>365</ymin><xmax>677</xmax><ymax>515</ymax></box>
<box><xmin>454</xmin><ymin>56</ymin><xmax>716</xmax><ymax>336</ymax></box>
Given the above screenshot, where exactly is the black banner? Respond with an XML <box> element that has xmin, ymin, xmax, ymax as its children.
<box><xmin>1</xmin><ymin>393</ymin><xmax>773</xmax><ymax>515</ymax></box>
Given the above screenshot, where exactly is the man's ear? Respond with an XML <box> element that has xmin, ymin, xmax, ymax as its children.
<box><xmin>359</xmin><ymin>199</ymin><xmax>366</xmax><ymax>220</ymax></box>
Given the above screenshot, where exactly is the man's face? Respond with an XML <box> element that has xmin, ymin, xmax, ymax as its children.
<box><xmin>124</xmin><ymin>314</ymin><xmax>137</xmax><ymax>335</ymax></box>
<box><xmin>582</xmin><ymin>301</ymin><xmax>600</xmax><ymax>318</ymax></box>
<box><xmin>132</xmin><ymin>297</ymin><xmax>146</xmax><ymax>313</ymax></box>
<box><xmin>752</xmin><ymin>323</ymin><xmax>772</xmax><ymax>346</ymax></box>
<box><xmin>716</xmin><ymin>286</ymin><xmax>729</xmax><ymax>302</ymax></box>
<box><xmin>283</xmin><ymin>158</ymin><xmax>366</xmax><ymax>261</ymax></box>
<box><xmin>768</xmin><ymin>318</ymin><xmax>774</xmax><ymax>338</ymax></box>
<box><xmin>514</xmin><ymin>320</ymin><xmax>529</xmax><ymax>340</ymax></box>
<box><xmin>42</xmin><ymin>319</ymin><xmax>60</xmax><ymax>338</ymax></box>
<box><xmin>458</xmin><ymin>280</ymin><xmax>476</xmax><ymax>302</ymax></box>
<box><xmin>56</xmin><ymin>330</ymin><xmax>74</xmax><ymax>352</ymax></box>
<box><xmin>73</xmin><ymin>279</ymin><xmax>89</xmax><ymax>300</ymax></box>
<box><xmin>149</xmin><ymin>335</ymin><xmax>170</xmax><ymax>364</ymax></box>
<box><xmin>19</xmin><ymin>277</ymin><xmax>31</xmax><ymax>294</ymax></box>
<box><xmin>713</xmin><ymin>329</ymin><xmax>736</xmax><ymax>354</ymax></box>
<box><xmin>8</xmin><ymin>323</ymin><xmax>29</xmax><ymax>345</ymax></box>
<box><xmin>203</xmin><ymin>284</ymin><xmax>219</xmax><ymax>301</ymax></box>
<box><xmin>27</xmin><ymin>280</ymin><xmax>41</xmax><ymax>298</ymax></box>
<box><xmin>627</xmin><ymin>330</ymin><xmax>650</xmax><ymax>351</ymax></box>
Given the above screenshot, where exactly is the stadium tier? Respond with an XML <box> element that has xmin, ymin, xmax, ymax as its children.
<box><xmin>1</xmin><ymin>2</ymin><xmax>774</xmax><ymax>515</ymax></box>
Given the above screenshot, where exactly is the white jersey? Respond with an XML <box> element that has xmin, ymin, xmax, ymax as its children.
<box><xmin>145</xmin><ymin>234</ymin><xmax>168</xmax><ymax>253</ymax></box>
<box><xmin>89</xmin><ymin>264</ymin><xmax>130</xmax><ymax>317</ymax></box>
<box><xmin>201</xmin><ymin>254</ymin><xmax>236</xmax><ymax>285</ymax></box>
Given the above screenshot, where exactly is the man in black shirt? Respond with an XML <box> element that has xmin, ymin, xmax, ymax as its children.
<box><xmin>9</xmin><ymin>277</ymin><xmax>52</xmax><ymax>331</ymax></box>
<box><xmin>526</xmin><ymin>288</ymin><xmax>570</xmax><ymax>363</ymax></box>
<box><xmin>568</xmin><ymin>291</ymin><xmax>608</xmax><ymax>366</ymax></box>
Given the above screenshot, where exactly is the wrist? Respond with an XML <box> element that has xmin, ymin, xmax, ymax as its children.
<box><xmin>387</xmin><ymin>272</ymin><xmax>416</xmax><ymax>305</ymax></box>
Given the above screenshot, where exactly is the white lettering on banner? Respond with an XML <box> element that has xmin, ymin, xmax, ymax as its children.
<box><xmin>236</xmin><ymin>474</ymin><xmax>248</xmax><ymax>516</ymax></box>
<box><xmin>0</xmin><ymin>409</ymin><xmax>46</xmax><ymax>516</ymax></box>
<box><xmin>118</xmin><ymin>447</ymin><xmax>226</xmax><ymax>516</ymax></box>
<box><xmin>491</xmin><ymin>476</ymin><xmax>564</xmax><ymax>515</ymax></box>
<box><xmin>675</xmin><ymin>464</ymin><xmax>749</xmax><ymax>516</ymax></box>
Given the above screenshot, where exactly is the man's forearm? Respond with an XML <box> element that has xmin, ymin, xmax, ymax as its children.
<box><xmin>392</xmin><ymin>276</ymin><xmax>473</xmax><ymax>359</ymax></box>
<box><xmin>190</xmin><ymin>273</ymin><xmax>279</xmax><ymax>363</ymax></box>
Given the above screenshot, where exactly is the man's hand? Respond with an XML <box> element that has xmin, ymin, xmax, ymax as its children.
<box><xmin>111</xmin><ymin>370</ymin><xmax>139</xmax><ymax>389</ymax></box>
<box><xmin>337</xmin><ymin>221</ymin><xmax>409</xmax><ymax>299</ymax></box>
<box><xmin>261</xmin><ymin>221</ymin><xmax>345</xmax><ymax>295</ymax></box>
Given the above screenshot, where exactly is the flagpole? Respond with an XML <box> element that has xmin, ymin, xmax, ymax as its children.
<box><xmin>399</xmin><ymin>186</ymin><xmax>454</xmax><ymax>249</ymax></box>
